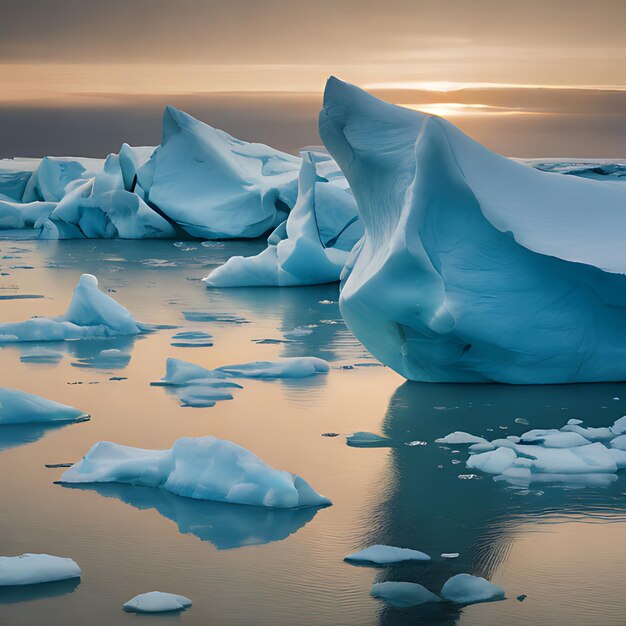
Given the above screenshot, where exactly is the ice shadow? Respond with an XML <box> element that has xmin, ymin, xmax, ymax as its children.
<box><xmin>359</xmin><ymin>381</ymin><xmax>626</xmax><ymax>626</ymax></box>
<box><xmin>60</xmin><ymin>483</ymin><xmax>324</xmax><ymax>550</ymax></box>
<box><xmin>0</xmin><ymin>578</ymin><xmax>80</xmax><ymax>605</ymax></box>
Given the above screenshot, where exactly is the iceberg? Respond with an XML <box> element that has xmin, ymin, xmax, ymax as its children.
<box><xmin>0</xmin><ymin>158</ymin><xmax>39</xmax><ymax>201</ymax></box>
<box><xmin>0</xmin><ymin>388</ymin><xmax>88</xmax><ymax>424</ymax></box>
<box><xmin>319</xmin><ymin>78</ymin><xmax>626</xmax><ymax>384</ymax></box>
<box><xmin>215</xmin><ymin>357</ymin><xmax>329</xmax><ymax>379</ymax></box>
<box><xmin>440</xmin><ymin>573</ymin><xmax>505</xmax><ymax>604</ymax></box>
<box><xmin>143</xmin><ymin>106</ymin><xmax>301</xmax><ymax>239</ymax></box>
<box><xmin>0</xmin><ymin>554</ymin><xmax>81</xmax><ymax>586</ymax></box>
<box><xmin>370</xmin><ymin>582</ymin><xmax>441</xmax><ymax>607</ymax></box>
<box><xmin>204</xmin><ymin>151</ymin><xmax>362</xmax><ymax>287</ymax></box>
<box><xmin>122</xmin><ymin>591</ymin><xmax>192</xmax><ymax>614</ymax></box>
<box><xmin>60</xmin><ymin>436</ymin><xmax>331</xmax><ymax>509</ymax></box>
<box><xmin>0</xmin><ymin>274</ymin><xmax>144</xmax><ymax>342</ymax></box>
<box><xmin>435</xmin><ymin>432</ymin><xmax>486</xmax><ymax>445</ymax></box>
<box><xmin>345</xmin><ymin>545</ymin><xmax>430</xmax><ymax>565</ymax></box>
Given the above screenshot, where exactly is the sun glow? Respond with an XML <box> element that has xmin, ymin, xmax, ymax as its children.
<box><xmin>403</xmin><ymin>102</ymin><xmax>536</xmax><ymax>117</ymax></box>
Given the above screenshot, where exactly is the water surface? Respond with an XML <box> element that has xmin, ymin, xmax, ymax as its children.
<box><xmin>0</xmin><ymin>239</ymin><xmax>625</xmax><ymax>625</ymax></box>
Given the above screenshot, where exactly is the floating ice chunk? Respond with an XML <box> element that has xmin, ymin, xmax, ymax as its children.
<box><xmin>514</xmin><ymin>442</ymin><xmax>617</xmax><ymax>474</ymax></box>
<box><xmin>371</xmin><ymin>582</ymin><xmax>441</xmax><ymax>607</ymax></box>
<box><xmin>19</xmin><ymin>348</ymin><xmax>64</xmax><ymax>364</ymax></box>
<box><xmin>346</xmin><ymin>432</ymin><xmax>393</xmax><ymax>448</ymax></box>
<box><xmin>122</xmin><ymin>591</ymin><xmax>192</xmax><ymax>614</ymax></box>
<box><xmin>560</xmin><ymin>424</ymin><xmax>615</xmax><ymax>442</ymax></box>
<box><xmin>607</xmin><ymin>448</ymin><xmax>626</xmax><ymax>470</ymax></box>
<box><xmin>0</xmin><ymin>554</ymin><xmax>81</xmax><ymax>586</ymax></box>
<box><xmin>567</xmin><ymin>419</ymin><xmax>584</xmax><ymax>425</ymax></box>
<box><xmin>319</xmin><ymin>78</ymin><xmax>626</xmax><ymax>384</ymax></box>
<box><xmin>144</xmin><ymin>107</ymin><xmax>300</xmax><ymax>239</ymax></box>
<box><xmin>61</xmin><ymin>436</ymin><xmax>331</xmax><ymax>509</ymax></box>
<box><xmin>215</xmin><ymin>357</ymin><xmax>329</xmax><ymax>379</ymax></box>
<box><xmin>0</xmin><ymin>274</ymin><xmax>143</xmax><ymax>342</ymax></box>
<box><xmin>610</xmin><ymin>434</ymin><xmax>626</xmax><ymax>451</ymax></box>
<box><xmin>441</xmin><ymin>553</ymin><xmax>460</xmax><ymax>559</ymax></box>
<box><xmin>72</xmin><ymin>348</ymin><xmax>130</xmax><ymax>369</ymax></box>
<box><xmin>469</xmin><ymin>441</ymin><xmax>496</xmax><ymax>453</ymax></box>
<box><xmin>435</xmin><ymin>432</ymin><xmax>486</xmax><ymax>445</ymax></box>
<box><xmin>204</xmin><ymin>152</ymin><xmax>362</xmax><ymax>287</ymax></box>
<box><xmin>611</xmin><ymin>416</ymin><xmax>626</xmax><ymax>435</ymax></box>
<box><xmin>519</xmin><ymin>429</ymin><xmax>590</xmax><ymax>448</ymax></box>
<box><xmin>466</xmin><ymin>447</ymin><xmax>517</xmax><ymax>474</ymax></box>
<box><xmin>345</xmin><ymin>545</ymin><xmax>430</xmax><ymax>565</ymax></box>
<box><xmin>440</xmin><ymin>574</ymin><xmax>505</xmax><ymax>604</ymax></box>
<box><xmin>0</xmin><ymin>388</ymin><xmax>88</xmax><ymax>424</ymax></box>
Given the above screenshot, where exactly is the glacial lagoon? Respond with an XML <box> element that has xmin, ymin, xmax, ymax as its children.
<box><xmin>1</xmin><ymin>238</ymin><xmax>625</xmax><ymax>625</ymax></box>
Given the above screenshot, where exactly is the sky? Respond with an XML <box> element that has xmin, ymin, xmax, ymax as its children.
<box><xmin>0</xmin><ymin>0</ymin><xmax>624</xmax><ymax>157</ymax></box>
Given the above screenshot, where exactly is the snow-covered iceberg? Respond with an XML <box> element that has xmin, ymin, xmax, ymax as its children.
<box><xmin>123</xmin><ymin>591</ymin><xmax>192</xmax><ymax>613</ymax></box>
<box><xmin>61</xmin><ymin>436</ymin><xmax>331</xmax><ymax>509</ymax></box>
<box><xmin>319</xmin><ymin>77</ymin><xmax>626</xmax><ymax>384</ymax></box>
<box><xmin>0</xmin><ymin>274</ymin><xmax>144</xmax><ymax>342</ymax></box>
<box><xmin>0</xmin><ymin>388</ymin><xmax>88</xmax><ymax>424</ymax></box>
<box><xmin>142</xmin><ymin>106</ymin><xmax>301</xmax><ymax>239</ymax></box>
<box><xmin>0</xmin><ymin>554</ymin><xmax>81</xmax><ymax>586</ymax></box>
<box><xmin>204</xmin><ymin>151</ymin><xmax>362</xmax><ymax>286</ymax></box>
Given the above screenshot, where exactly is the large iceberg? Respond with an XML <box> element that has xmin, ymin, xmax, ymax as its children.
<box><xmin>319</xmin><ymin>77</ymin><xmax>626</xmax><ymax>384</ymax></box>
<box><xmin>203</xmin><ymin>151</ymin><xmax>362</xmax><ymax>286</ymax></box>
<box><xmin>61</xmin><ymin>436</ymin><xmax>331</xmax><ymax>509</ymax></box>
<box><xmin>142</xmin><ymin>106</ymin><xmax>301</xmax><ymax>239</ymax></box>
<box><xmin>0</xmin><ymin>554</ymin><xmax>81</xmax><ymax>586</ymax></box>
<box><xmin>0</xmin><ymin>388</ymin><xmax>88</xmax><ymax>424</ymax></box>
<box><xmin>0</xmin><ymin>274</ymin><xmax>145</xmax><ymax>342</ymax></box>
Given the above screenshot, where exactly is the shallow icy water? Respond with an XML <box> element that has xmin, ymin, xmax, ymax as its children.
<box><xmin>0</xmin><ymin>239</ymin><xmax>626</xmax><ymax>626</ymax></box>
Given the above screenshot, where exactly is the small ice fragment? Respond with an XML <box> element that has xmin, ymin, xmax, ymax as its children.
<box><xmin>435</xmin><ymin>432</ymin><xmax>486</xmax><ymax>445</ymax></box>
<box><xmin>440</xmin><ymin>573</ymin><xmax>505</xmax><ymax>604</ymax></box>
<box><xmin>405</xmin><ymin>440</ymin><xmax>427</xmax><ymax>446</ymax></box>
<box><xmin>567</xmin><ymin>418</ymin><xmax>583</xmax><ymax>425</ymax></box>
<box><xmin>514</xmin><ymin>418</ymin><xmax>529</xmax><ymax>425</ymax></box>
<box><xmin>346</xmin><ymin>432</ymin><xmax>393</xmax><ymax>448</ymax></box>
<box><xmin>0</xmin><ymin>554</ymin><xmax>81</xmax><ymax>585</ymax></box>
<box><xmin>371</xmin><ymin>582</ymin><xmax>441</xmax><ymax>607</ymax></box>
<box><xmin>345</xmin><ymin>545</ymin><xmax>430</xmax><ymax>565</ymax></box>
<box><xmin>122</xmin><ymin>591</ymin><xmax>192</xmax><ymax>614</ymax></box>
<box><xmin>441</xmin><ymin>553</ymin><xmax>459</xmax><ymax>559</ymax></box>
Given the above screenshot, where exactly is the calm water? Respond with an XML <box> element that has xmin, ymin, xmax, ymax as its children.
<box><xmin>0</xmin><ymin>238</ymin><xmax>625</xmax><ymax>626</ymax></box>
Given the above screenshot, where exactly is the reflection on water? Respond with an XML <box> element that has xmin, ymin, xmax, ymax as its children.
<box><xmin>61</xmin><ymin>483</ymin><xmax>323</xmax><ymax>550</ymax></box>
<box><xmin>0</xmin><ymin>579</ymin><xmax>80</xmax><ymax>605</ymax></box>
<box><xmin>364</xmin><ymin>382</ymin><xmax>626</xmax><ymax>625</ymax></box>
<box><xmin>0</xmin><ymin>240</ymin><xmax>626</xmax><ymax>625</ymax></box>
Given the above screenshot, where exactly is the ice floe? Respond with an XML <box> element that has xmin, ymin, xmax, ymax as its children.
<box><xmin>0</xmin><ymin>554</ymin><xmax>81</xmax><ymax>586</ymax></box>
<box><xmin>122</xmin><ymin>591</ymin><xmax>192</xmax><ymax>614</ymax></box>
<box><xmin>0</xmin><ymin>274</ymin><xmax>144</xmax><ymax>342</ymax></box>
<box><xmin>440</xmin><ymin>573</ymin><xmax>505</xmax><ymax>604</ymax></box>
<box><xmin>0</xmin><ymin>388</ymin><xmax>88</xmax><ymax>424</ymax></box>
<box><xmin>438</xmin><ymin>415</ymin><xmax>626</xmax><ymax>485</ymax></box>
<box><xmin>319</xmin><ymin>77</ymin><xmax>626</xmax><ymax>383</ymax></box>
<box><xmin>61</xmin><ymin>436</ymin><xmax>331</xmax><ymax>509</ymax></box>
<box><xmin>370</xmin><ymin>582</ymin><xmax>441</xmax><ymax>607</ymax></box>
<box><xmin>345</xmin><ymin>545</ymin><xmax>430</xmax><ymax>565</ymax></box>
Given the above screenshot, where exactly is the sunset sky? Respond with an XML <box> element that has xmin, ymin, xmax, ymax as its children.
<box><xmin>1</xmin><ymin>0</ymin><xmax>624</xmax><ymax>157</ymax></box>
